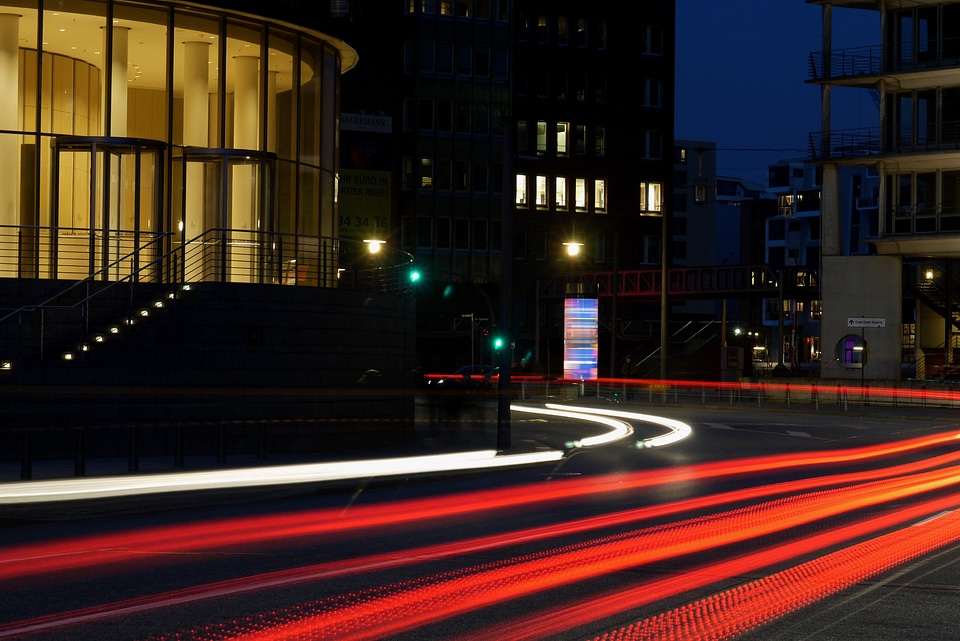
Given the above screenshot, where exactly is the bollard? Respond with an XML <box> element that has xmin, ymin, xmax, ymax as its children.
<box><xmin>786</xmin><ymin>383</ymin><xmax>791</xmax><ymax>409</ymax></box>
<box><xmin>812</xmin><ymin>383</ymin><xmax>819</xmax><ymax>410</ymax></box>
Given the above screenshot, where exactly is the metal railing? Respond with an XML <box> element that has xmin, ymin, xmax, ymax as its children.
<box><xmin>0</xmin><ymin>228</ymin><xmax>414</xmax><ymax>366</ymax></box>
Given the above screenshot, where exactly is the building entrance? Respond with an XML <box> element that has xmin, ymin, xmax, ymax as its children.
<box><xmin>50</xmin><ymin>136</ymin><xmax>164</xmax><ymax>281</ymax></box>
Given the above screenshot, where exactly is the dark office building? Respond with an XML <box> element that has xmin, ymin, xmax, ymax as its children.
<box><xmin>336</xmin><ymin>1</ymin><xmax>676</xmax><ymax>375</ymax></box>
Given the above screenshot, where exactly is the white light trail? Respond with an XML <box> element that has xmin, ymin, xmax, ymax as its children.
<box><xmin>0</xmin><ymin>403</ymin><xmax>690</xmax><ymax>504</ymax></box>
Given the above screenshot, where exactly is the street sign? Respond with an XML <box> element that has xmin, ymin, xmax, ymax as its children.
<box><xmin>847</xmin><ymin>317</ymin><xmax>886</xmax><ymax>328</ymax></box>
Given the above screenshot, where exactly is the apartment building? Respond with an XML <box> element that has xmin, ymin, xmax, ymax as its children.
<box><xmin>810</xmin><ymin>0</ymin><xmax>960</xmax><ymax>380</ymax></box>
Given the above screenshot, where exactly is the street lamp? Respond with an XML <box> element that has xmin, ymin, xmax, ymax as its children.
<box><xmin>363</xmin><ymin>238</ymin><xmax>383</xmax><ymax>253</ymax></box>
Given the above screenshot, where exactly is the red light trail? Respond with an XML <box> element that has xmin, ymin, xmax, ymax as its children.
<box><xmin>3</xmin><ymin>430</ymin><xmax>960</xmax><ymax>641</ymax></box>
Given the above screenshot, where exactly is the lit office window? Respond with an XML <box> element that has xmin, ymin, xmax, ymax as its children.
<box><xmin>537</xmin><ymin>120</ymin><xmax>547</xmax><ymax>154</ymax></box>
<box><xmin>516</xmin><ymin>174</ymin><xmax>528</xmax><ymax>206</ymax></box>
<box><xmin>594</xmin><ymin>179</ymin><xmax>607</xmax><ymax>213</ymax></box>
<box><xmin>557</xmin><ymin>122</ymin><xmax>569</xmax><ymax>156</ymax></box>
<box><xmin>575</xmin><ymin>178</ymin><xmax>587</xmax><ymax>211</ymax></box>
<box><xmin>640</xmin><ymin>181</ymin><xmax>663</xmax><ymax>213</ymax></box>
<box><xmin>536</xmin><ymin>175</ymin><xmax>548</xmax><ymax>208</ymax></box>
<box><xmin>420</xmin><ymin>158</ymin><xmax>433</xmax><ymax>188</ymax></box>
<box><xmin>556</xmin><ymin>176</ymin><xmax>568</xmax><ymax>210</ymax></box>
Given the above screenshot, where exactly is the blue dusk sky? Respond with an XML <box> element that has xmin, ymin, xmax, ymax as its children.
<box><xmin>675</xmin><ymin>0</ymin><xmax>878</xmax><ymax>186</ymax></box>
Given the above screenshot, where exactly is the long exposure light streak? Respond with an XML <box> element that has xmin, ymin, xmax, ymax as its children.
<box><xmin>461</xmin><ymin>491</ymin><xmax>960</xmax><ymax>641</ymax></box>
<box><xmin>5</xmin><ymin>431</ymin><xmax>960</xmax><ymax>641</ymax></box>
<box><xmin>154</xmin><ymin>469</ymin><xmax>960</xmax><ymax>641</ymax></box>
<box><xmin>87</xmin><ymin>459</ymin><xmax>960</xmax><ymax>641</ymax></box>
<box><xmin>541</xmin><ymin>404</ymin><xmax>692</xmax><ymax>447</ymax></box>
<box><xmin>0</xmin><ymin>401</ymin><xmax>656</xmax><ymax>505</ymax></box>
<box><xmin>12</xmin><ymin>449</ymin><xmax>960</xmax><ymax>639</ymax></box>
<box><xmin>589</xmin><ymin>504</ymin><xmax>960</xmax><ymax>641</ymax></box>
<box><xmin>4</xmin><ymin>432</ymin><xmax>960</xmax><ymax>586</ymax></box>
<box><xmin>0</xmin><ymin>447</ymin><xmax>564</xmax><ymax>504</ymax></box>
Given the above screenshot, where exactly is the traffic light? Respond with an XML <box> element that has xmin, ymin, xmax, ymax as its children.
<box><xmin>409</xmin><ymin>268</ymin><xmax>421</xmax><ymax>283</ymax></box>
<box><xmin>492</xmin><ymin>336</ymin><xmax>503</xmax><ymax>350</ymax></box>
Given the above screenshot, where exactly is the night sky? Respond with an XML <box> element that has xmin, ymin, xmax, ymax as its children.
<box><xmin>676</xmin><ymin>0</ymin><xmax>878</xmax><ymax>185</ymax></box>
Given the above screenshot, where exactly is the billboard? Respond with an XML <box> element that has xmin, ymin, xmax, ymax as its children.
<box><xmin>339</xmin><ymin>114</ymin><xmax>392</xmax><ymax>241</ymax></box>
<box><xmin>563</xmin><ymin>297</ymin><xmax>599</xmax><ymax>380</ymax></box>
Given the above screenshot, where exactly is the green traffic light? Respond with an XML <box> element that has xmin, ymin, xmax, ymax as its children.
<box><xmin>409</xmin><ymin>270</ymin><xmax>421</xmax><ymax>283</ymax></box>
<box><xmin>493</xmin><ymin>337</ymin><xmax>503</xmax><ymax>349</ymax></box>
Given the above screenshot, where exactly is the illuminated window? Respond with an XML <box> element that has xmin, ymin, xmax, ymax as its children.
<box><xmin>536</xmin><ymin>15</ymin><xmax>548</xmax><ymax>42</ymax></box>
<box><xmin>557</xmin><ymin>122</ymin><xmax>569</xmax><ymax>156</ymax></box>
<box><xmin>536</xmin><ymin>175</ymin><xmax>548</xmax><ymax>208</ymax></box>
<box><xmin>555</xmin><ymin>176</ymin><xmax>567</xmax><ymax>210</ymax></box>
<box><xmin>420</xmin><ymin>158</ymin><xmax>433</xmax><ymax>188</ymax></box>
<box><xmin>557</xmin><ymin>16</ymin><xmax>568</xmax><ymax>45</ymax></box>
<box><xmin>440</xmin><ymin>0</ymin><xmax>452</xmax><ymax>15</ymax></box>
<box><xmin>640</xmin><ymin>182</ymin><xmax>663</xmax><ymax>213</ymax></box>
<box><xmin>575</xmin><ymin>178</ymin><xmax>587</xmax><ymax>211</ymax></box>
<box><xmin>594</xmin><ymin>180</ymin><xmax>607</xmax><ymax>212</ymax></box>
<box><xmin>576</xmin><ymin>18</ymin><xmax>588</xmax><ymax>47</ymax></box>
<box><xmin>836</xmin><ymin>334</ymin><xmax>867</xmax><ymax>369</ymax></box>
<box><xmin>537</xmin><ymin>120</ymin><xmax>547</xmax><ymax>154</ymax></box>
<box><xmin>516</xmin><ymin>174</ymin><xmax>528</xmax><ymax>206</ymax></box>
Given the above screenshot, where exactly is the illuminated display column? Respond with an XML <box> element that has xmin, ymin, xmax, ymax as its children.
<box><xmin>563</xmin><ymin>297</ymin><xmax>599</xmax><ymax>381</ymax></box>
<box><xmin>183</xmin><ymin>41</ymin><xmax>210</xmax><ymax>242</ymax></box>
<box><xmin>0</xmin><ymin>14</ymin><xmax>18</xmax><ymax>229</ymax></box>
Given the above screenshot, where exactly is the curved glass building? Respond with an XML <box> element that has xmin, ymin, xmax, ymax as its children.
<box><xmin>0</xmin><ymin>0</ymin><xmax>356</xmax><ymax>285</ymax></box>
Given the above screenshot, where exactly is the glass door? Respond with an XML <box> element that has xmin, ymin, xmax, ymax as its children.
<box><xmin>51</xmin><ymin>136</ymin><xmax>164</xmax><ymax>281</ymax></box>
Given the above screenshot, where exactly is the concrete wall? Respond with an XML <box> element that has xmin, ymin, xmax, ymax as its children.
<box><xmin>819</xmin><ymin>255</ymin><xmax>902</xmax><ymax>380</ymax></box>
<box><xmin>0</xmin><ymin>281</ymin><xmax>417</xmax><ymax>459</ymax></box>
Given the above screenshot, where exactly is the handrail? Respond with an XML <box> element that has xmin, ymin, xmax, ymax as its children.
<box><xmin>0</xmin><ymin>231</ymin><xmax>173</xmax><ymax>325</ymax></box>
<box><xmin>0</xmin><ymin>228</ymin><xmax>414</xmax><ymax>365</ymax></box>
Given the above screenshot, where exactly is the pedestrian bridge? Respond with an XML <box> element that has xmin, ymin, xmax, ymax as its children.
<box><xmin>543</xmin><ymin>265</ymin><xmax>819</xmax><ymax>300</ymax></box>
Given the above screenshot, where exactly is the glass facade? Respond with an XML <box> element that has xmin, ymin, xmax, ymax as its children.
<box><xmin>0</xmin><ymin>1</ymin><xmax>351</xmax><ymax>285</ymax></box>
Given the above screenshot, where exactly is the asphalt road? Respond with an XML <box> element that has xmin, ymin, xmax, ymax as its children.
<box><xmin>3</xmin><ymin>400</ymin><xmax>960</xmax><ymax>641</ymax></box>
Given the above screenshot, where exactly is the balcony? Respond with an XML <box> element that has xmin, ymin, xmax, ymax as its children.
<box><xmin>808</xmin><ymin>128</ymin><xmax>880</xmax><ymax>160</ymax></box>
<box><xmin>809</xmin><ymin>121</ymin><xmax>960</xmax><ymax>160</ymax></box>
<box><xmin>808</xmin><ymin>45</ymin><xmax>881</xmax><ymax>82</ymax></box>
<box><xmin>808</xmin><ymin>38</ymin><xmax>960</xmax><ymax>84</ymax></box>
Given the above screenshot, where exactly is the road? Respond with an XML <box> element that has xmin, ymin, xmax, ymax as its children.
<box><xmin>2</xmin><ymin>400</ymin><xmax>960</xmax><ymax>641</ymax></box>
